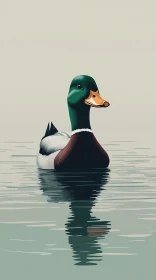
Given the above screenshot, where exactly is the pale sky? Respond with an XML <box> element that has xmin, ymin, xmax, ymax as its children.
<box><xmin>0</xmin><ymin>0</ymin><xmax>155</xmax><ymax>142</ymax></box>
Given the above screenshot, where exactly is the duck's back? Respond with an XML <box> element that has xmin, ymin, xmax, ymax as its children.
<box><xmin>54</xmin><ymin>132</ymin><xmax>109</xmax><ymax>171</ymax></box>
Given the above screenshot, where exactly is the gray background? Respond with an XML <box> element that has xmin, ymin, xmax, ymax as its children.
<box><xmin>0</xmin><ymin>0</ymin><xmax>155</xmax><ymax>143</ymax></box>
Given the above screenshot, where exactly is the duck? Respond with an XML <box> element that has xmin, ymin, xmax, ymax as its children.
<box><xmin>37</xmin><ymin>75</ymin><xmax>110</xmax><ymax>171</ymax></box>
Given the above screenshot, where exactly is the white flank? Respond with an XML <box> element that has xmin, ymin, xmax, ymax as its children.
<box><xmin>37</xmin><ymin>150</ymin><xmax>60</xmax><ymax>169</ymax></box>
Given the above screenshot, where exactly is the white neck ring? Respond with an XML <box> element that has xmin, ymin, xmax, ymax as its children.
<box><xmin>71</xmin><ymin>128</ymin><xmax>93</xmax><ymax>136</ymax></box>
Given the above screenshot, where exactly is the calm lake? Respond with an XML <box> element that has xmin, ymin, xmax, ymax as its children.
<box><xmin>0</xmin><ymin>132</ymin><xmax>156</xmax><ymax>279</ymax></box>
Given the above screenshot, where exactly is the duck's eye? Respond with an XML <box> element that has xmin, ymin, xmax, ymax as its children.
<box><xmin>77</xmin><ymin>84</ymin><xmax>82</xmax><ymax>89</ymax></box>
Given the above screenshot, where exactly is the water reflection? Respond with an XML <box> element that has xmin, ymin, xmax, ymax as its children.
<box><xmin>38</xmin><ymin>169</ymin><xmax>111</xmax><ymax>266</ymax></box>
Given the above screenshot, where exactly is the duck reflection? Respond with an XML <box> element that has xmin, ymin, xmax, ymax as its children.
<box><xmin>38</xmin><ymin>169</ymin><xmax>111</xmax><ymax>266</ymax></box>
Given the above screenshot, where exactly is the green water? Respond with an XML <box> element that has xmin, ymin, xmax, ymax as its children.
<box><xmin>0</xmin><ymin>135</ymin><xmax>155</xmax><ymax>279</ymax></box>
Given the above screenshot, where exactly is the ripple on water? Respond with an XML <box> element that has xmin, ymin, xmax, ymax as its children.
<box><xmin>0</xmin><ymin>140</ymin><xmax>155</xmax><ymax>267</ymax></box>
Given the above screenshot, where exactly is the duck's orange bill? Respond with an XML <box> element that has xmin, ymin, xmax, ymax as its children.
<box><xmin>84</xmin><ymin>90</ymin><xmax>110</xmax><ymax>108</ymax></box>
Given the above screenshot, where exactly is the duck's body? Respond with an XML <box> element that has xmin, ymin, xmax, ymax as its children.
<box><xmin>37</xmin><ymin>75</ymin><xmax>110</xmax><ymax>171</ymax></box>
<box><xmin>54</xmin><ymin>130</ymin><xmax>109</xmax><ymax>171</ymax></box>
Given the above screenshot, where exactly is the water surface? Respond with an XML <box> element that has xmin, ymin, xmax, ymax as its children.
<box><xmin>0</xmin><ymin>137</ymin><xmax>155</xmax><ymax>279</ymax></box>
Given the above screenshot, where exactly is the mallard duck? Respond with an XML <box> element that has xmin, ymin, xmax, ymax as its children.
<box><xmin>37</xmin><ymin>75</ymin><xmax>110</xmax><ymax>171</ymax></box>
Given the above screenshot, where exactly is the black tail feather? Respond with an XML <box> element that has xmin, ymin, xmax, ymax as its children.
<box><xmin>43</xmin><ymin>122</ymin><xmax>58</xmax><ymax>139</ymax></box>
<box><xmin>45</xmin><ymin>123</ymin><xmax>50</xmax><ymax>137</ymax></box>
<box><xmin>50</xmin><ymin>122</ymin><xmax>58</xmax><ymax>135</ymax></box>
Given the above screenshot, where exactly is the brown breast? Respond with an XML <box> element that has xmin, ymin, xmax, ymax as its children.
<box><xmin>54</xmin><ymin>132</ymin><xmax>109</xmax><ymax>171</ymax></box>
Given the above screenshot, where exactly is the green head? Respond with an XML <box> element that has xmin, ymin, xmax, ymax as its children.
<box><xmin>67</xmin><ymin>75</ymin><xmax>110</xmax><ymax>131</ymax></box>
